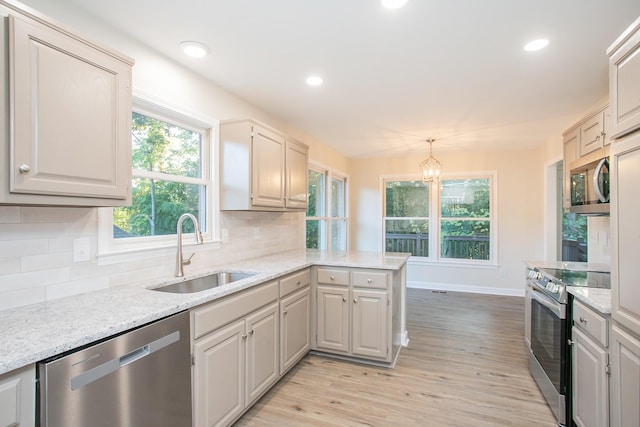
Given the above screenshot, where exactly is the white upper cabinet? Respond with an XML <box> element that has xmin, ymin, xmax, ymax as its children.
<box><xmin>0</xmin><ymin>3</ymin><xmax>134</xmax><ymax>206</ymax></box>
<box><xmin>608</xmin><ymin>16</ymin><xmax>640</xmax><ymax>139</ymax></box>
<box><xmin>220</xmin><ymin>119</ymin><xmax>309</xmax><ymax>211</ymax></box>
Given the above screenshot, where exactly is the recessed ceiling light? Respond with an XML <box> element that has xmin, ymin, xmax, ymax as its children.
<box><xmin>179</xmin><ymin>41</ymin><xmax>210</xmax><ymax>58</ymax></box>
<box><xmin>524</xmin><ymin>39</ymin><xmax>549</xmax><ymax>52</ymax></box>
<box><xmin>306</xmin><ymin>75</ymin><xmax>324</xmax><ymax>86</ymax></box>
<box><xmin>381</xmin><ymin>0</ymin><xmax>408</xmax><ymax>9</ymax></box>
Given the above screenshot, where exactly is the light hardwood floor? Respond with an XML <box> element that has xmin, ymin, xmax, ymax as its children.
<box><xmin>235</xmin><ymin>289</ymin><xmax>557</xmax><ymax>426</ymax></box>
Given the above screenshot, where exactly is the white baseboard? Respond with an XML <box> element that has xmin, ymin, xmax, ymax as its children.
<box><xmin>407</xmin><ymin>280</ymin><xmax>524</xmax><ymax>297</ymax></box>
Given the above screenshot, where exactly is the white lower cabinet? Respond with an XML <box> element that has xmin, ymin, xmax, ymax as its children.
<box><xmin>610</xmin><ymin>324</ymin><xmax>640</xmax><ymax>427</ymax></box>
<box><xmin>572</xmin><ymin>327</ymin><xmax>609</xmax><ymax>427</ymax></box>
<box><xmin>314</xmin><ymin>268</ymin><xmax>393</xmax><ymax>363</ymax></box>
<box><xmin>191</xmin><ymin>281</ymin><xmax>279</xmax><ymax>427</ymax></box>
<box><xmin>571</xmin><ymin>300</ymin><xmax>609</xmax><ymax>427</ymax></box>
<box><xmin>280</xmin><ymin>287</ymin><xmax>310</xmax><ymax>374</ymax></box>
<box><xmin>0</xmin><ymin>365</ymin><xmax>35</xmax><ymax>427</ymax></box>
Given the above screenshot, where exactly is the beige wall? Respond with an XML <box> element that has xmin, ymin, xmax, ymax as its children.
<box><xmin>349</xmin><ymin>147</ymin><xmax>544</xmax><ymax>295</ymax></box>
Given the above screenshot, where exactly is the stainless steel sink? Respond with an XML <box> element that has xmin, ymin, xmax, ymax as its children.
<box><xmin>151</xmin><ymin>272</ymin><xmax>256</xmax><ymax>293</ymax></box>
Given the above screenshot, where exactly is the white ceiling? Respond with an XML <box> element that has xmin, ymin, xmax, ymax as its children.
<box><xmin>61</xmin><ymin>0</ymin><xmax>640</xmax><ymax>157</ymax></box>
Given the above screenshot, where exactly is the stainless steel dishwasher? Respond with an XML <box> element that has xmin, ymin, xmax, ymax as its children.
<box><xmin>37</xmin><ymin>310</ymin><xmax>192</xmax><ymax>427</ymax></box>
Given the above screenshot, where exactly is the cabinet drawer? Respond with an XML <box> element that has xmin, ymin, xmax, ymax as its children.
<box><xmin>573</xmin><ymin>300</ymin><xmax>608</xmax><ymax>347</ymax></box>
<box><xmin>316</xmin><ymin>268</ymin><xmax>349</xmax><ymax>286</ymax></box>
<box><xmin>279</xmin><ymin>269</ymin><xmax>310</xmax><ymax>297</ymax></box>
<box><xmin>352</xmin><ymin>271</ymin><xmax>389</xmax><ymax>289</ymax></box>
<box><xmin>192</xmin><ymin>281</ymin><xmax>278</xmax><ymax>339</ymax></box>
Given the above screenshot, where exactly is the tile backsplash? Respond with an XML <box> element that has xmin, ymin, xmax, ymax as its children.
<box><xmin>0</xmin><ymin>206</ymin><xmax>303</xmax><ymax>310</ymax></box>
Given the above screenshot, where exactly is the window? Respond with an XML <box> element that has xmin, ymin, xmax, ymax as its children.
<box><xmin>383</xmin><ymin>173</ymin><xmax>496</xmax><ymax>264</ymax></box>
<box><xmin>99</xmin><ymin>95</ymin><xmax>215</xmax><ymax>254</ymax></box>
<box><xmin>306</xmin><ymin>165</ymin><xmax>348</xmax><ymax>250</ymax></box>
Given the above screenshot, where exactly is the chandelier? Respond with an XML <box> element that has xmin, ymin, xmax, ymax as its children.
<box><xmin>419</xmin><ymin>138</ymin><xmax>442</xmax><ymax>183</ymax></box>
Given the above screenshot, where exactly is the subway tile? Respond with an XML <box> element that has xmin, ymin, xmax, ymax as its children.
<box><xmin>21</xmin><ymin>207</ymin><xmax>94</xmax><ymax>223</ymax></box>
<box><xmin>46</xmin><ymin>277</ymin><xmax>109</xmax><ymax>301</ymax></box>
<box><xmin>49</xmin><ymin>238</ymin><xmax>73</xmax><ymax>253</ymax></box>
<box><xmin>0</xmin><ymin>223</ymin><xmax>70</xmax><ymax>241</ymax></box>
<box><xmin>0</xmin><ymin>207</ymin><xmax>21</xmax><ymax>223</ymax></box>
<box><xmin>0</xmin><ymin>239</ymin><xmax>49</xmax><ymax>257</ymax></box>
<box><xmin>0</xmin><ymin>257</ymin><xmax>21</xmax><ymax>274</ymax></box>
<box><xmin>0</xmin><ymin>287</ymin><xmax>46</xmax><ymax>311</ymax></box>
<box><xmin>0</xmin><ymin>268</ymin><xmax>70</xmax><ymax>292</ymax></box>
<box><xmin>22</xmin><ymin>252</ymin><xmax>74</xmax><ymax>273</ymax></box>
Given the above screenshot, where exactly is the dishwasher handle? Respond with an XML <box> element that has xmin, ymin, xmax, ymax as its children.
<box><xmin>70</xmin><ymin>330</ymin><xmax>180</xmax><ymax>391</ymax></box>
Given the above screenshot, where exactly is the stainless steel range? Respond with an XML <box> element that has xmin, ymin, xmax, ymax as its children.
<box><xmin>525</xmin><ymin>265</ymin><xmax>610</xmax><ymax>427</ymax></box>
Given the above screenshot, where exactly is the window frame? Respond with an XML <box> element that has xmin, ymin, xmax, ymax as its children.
<box><xmin>306</xmin><ymin>162</ymin><xmax>349</xmax><ymax>251</ymax></box>
<box><xmin>382</xmin><ymin>171</ymin><xmax>498</xmax><ymax>266</ymax></box>
<box><xmin>98</xmin><ymin>91</ymin><xmax>219</xmax><ymax>258</ymax></box>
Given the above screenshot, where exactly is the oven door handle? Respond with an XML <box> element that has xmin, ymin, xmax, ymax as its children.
<box><xmin>528</xmin><ymin>284</ymin><xmax>564</xmax><ymax>319</ymax></box>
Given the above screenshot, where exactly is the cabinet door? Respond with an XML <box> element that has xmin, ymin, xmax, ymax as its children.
<box><xmin>316</xmin><ymin>285</ymin><xmax>349</xmax><ymax>353</ymax></box>
<box><xmin>610</xmin><ymin>325</ymin><xmax>640</xmax><ymax>427</ymax></box>
<box><xmin>352</xmin><ymin>289</ymin><xmax>388</xmax><ymax>359</ymax></box>
<box><xmin>285</xmin><ymin>140</ymin><xmax>308</xmax><ymax>209</ymax></box>
<box><xmin>251</xmin><ymin>126</ymin><xmax>285</xmax><ymax>208</ymax></box>
<box><xmin>0</xmin><ymin>365</ymin><xmax>35</xmax><ymax>427</ymax></box>
<box><xmin>572</xmin><ymin>327</ymin><xmax>609</xmax><ymax>427</ymax></box>
<box><xmin>609</xmin><ymin>19</ymin><xmax>640</xmax><ymax>138</ymax></box>
<box><xmin>579</xmin><ymin>112</ymin><xmax>605</xmax><ymax>156</ymax></box>
<box><xmin>611</xmin><ymin>134</ymin><xmax>640</xmax><ymax>335</ymax></box>
<box><xmin>193</xmin><ymin>320</ymin><xmax>245</xmax><ymax>427</ymax></box>
<box><xmin>245</xmin><ymin>302</ymin><xmax>279</xmax><ymax>406</ymax></box>
<box><xmin>8</xmin><ymin>15</ymin><xmax>131</xmax><ymax>202</ymax></box>
<box><xmin>280</xmin><ymin>288</ymin><xmax>310</xmax><ymax>374</ymax></box>
<box><xmin>563</xmin><ymin>129</ymin><xmax>579</xmax><ymax>211</ymax></box>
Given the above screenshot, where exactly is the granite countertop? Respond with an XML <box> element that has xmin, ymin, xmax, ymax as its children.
<box><xmin>567</xmin><ymin>287</ymin><xmax>611</xmax><ymax>314</ymax></box>
<box><xmin>0</xmin><ymin>249</ymin><xmax>409</xmax><ymax>376</ymax></box>
<box><xmin>525</xmin><ymin>260</ymin><xmax>610</xmax><ymax>273</ymax></box>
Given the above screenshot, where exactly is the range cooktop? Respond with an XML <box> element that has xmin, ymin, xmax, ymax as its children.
<box><xmin>539</xmin><ymin>268</ymin><xmax>610</xmax><ymax>289</ymax></box>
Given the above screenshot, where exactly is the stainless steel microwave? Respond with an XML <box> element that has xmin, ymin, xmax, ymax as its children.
<box><xmin>569</xmin><ymin>147</ymin><xmax>610</xmax><ymax>215</ymax></box>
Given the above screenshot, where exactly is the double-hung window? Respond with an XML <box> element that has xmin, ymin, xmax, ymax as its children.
<box><xmin>99</xmin><ymin>96</ymin><xmax>215</xmax><ymax>255</ymax></box>
<box><xmin>383</xmin><ymin>173</ymin><xmax>496</xmax><ymax>264</ymax></box>
<box><xmin>306</xmin><ymin>165</ymin><xmax>348</xmax><ymax>251</ymax></box>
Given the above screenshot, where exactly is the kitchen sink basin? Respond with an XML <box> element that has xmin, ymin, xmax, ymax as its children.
<box><xmin>151</xmin><ymin>272</ymin><xmax>256</xmax><ymax>293</ymax></box>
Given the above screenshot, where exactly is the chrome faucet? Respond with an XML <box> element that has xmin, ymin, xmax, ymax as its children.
<box><xmin>175</xmin><ymin>213</ymin><xmax>204</xmax><ymax>277</ymax></box>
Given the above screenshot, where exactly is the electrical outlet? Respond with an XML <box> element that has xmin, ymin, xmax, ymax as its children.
<box><xmin>73</xmin><ymin>237</ymin><xmax>91</xmax><ymax>262</ymax></box>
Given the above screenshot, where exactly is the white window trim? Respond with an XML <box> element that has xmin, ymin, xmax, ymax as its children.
<box><xmin>380</xmin><ymin>171</ymin><xmax>498</xmax><ymax>266</ymax></box>
<box><xmin>306</xmin><ymin>161</ymin><xmax>349</xmax><ymax>251</ymax></box>
<box><xmin>97</xmin><ymin>89</ymin><xmax>220</xmax><ymax>262</ymax></box>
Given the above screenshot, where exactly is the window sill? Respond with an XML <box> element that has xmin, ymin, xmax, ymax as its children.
<box><xmin>97</xmin><ymin>239</ymin><xmax>221</xmax><ymax>266</ymax></box>
<box><xmin>407</xmin><ymin>257</ymin><xmax>498</xmax><ymax>269</ymax></box>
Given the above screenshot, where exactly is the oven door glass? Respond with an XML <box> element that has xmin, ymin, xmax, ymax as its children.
<box><xmin>530</xmin><ymin>297</ymin><xmax>564</xmax><ymax>393</ymax></box>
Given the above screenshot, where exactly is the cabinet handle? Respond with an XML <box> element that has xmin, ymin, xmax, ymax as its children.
<box><xmin>367</xmin><ymin>278</ymin><xmax>372</xmax><ymax>284</ymax></box>
<box><xmin>18</xmin><ymin>164</ymin><xmax>31</xmax><ymax>174</ymax></box>
<box><xmin>579</xmin><ymin>317</ymin><xmax>587</xmax><ymax>324</ymax></box>
<box><xmin>595</xmin><ymin>134</ymin><xmax>600</xmax><ymax>141</ymax></box>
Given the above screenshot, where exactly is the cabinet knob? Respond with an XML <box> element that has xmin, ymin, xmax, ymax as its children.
<box><xmin>330</xmin><ymin>275</ymin><xmax>335</xmax><ymax>280</ymax></box>
<box><xmin>241</xmin><ymin>334</ymin><xmax>247</xmax><ymax>339</ymax></box>
<box><xmin>248</xmin><ymin>329</ymin><xmax>254</xmax><ymax>335</ymax></box>
<box><xmin>296</xmin><ymin>280</ymin><xmax>301</xmax><ymax>286</ymax></box>
<box><xmin>353</xmin><ymin>298</ymin><xmax>358</xmax><ymax>304</ymax></box>
<box><xmin>342</xmin><ymin>297</ymin><xmax>346</xmax><ymax>302</ymax></box>
<box><xmin>367</xmin><ymin>278</ymin><xmax>372</xmax><ymax>284</ymax></box>
<box><xmin>579</xmin><ymin>317</ymin><xmax>587</xmax><ymax>324</ymax></box>
<box><xmin>283</xmin><ymin>309</ymin><xmax>288</xmax><ymax>315</ymax></box>
<box><xmin>18</xmin><ymin>164</ymin><xmax>31</xmax><ymax>174</ymax></box>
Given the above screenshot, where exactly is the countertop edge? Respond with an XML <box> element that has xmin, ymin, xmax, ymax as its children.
<box><xmin>0</xmin><ymin>250</ymin><xmax>410</xmax><ymax>375</ymax></box>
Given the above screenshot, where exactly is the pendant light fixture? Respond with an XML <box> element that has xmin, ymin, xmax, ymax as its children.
<box><xmin>419</xmin><ymin>138</ymin><xmax>442</xmax><ymax>183</ymax></box>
